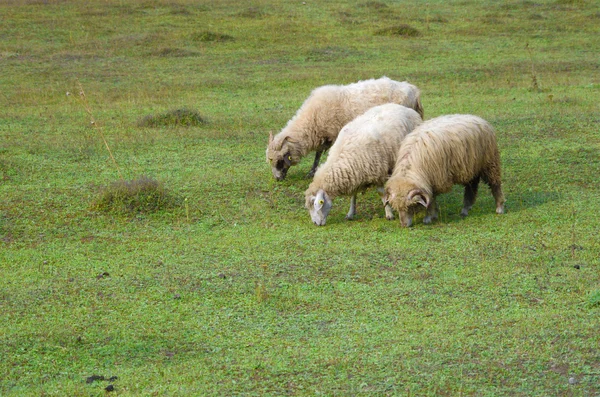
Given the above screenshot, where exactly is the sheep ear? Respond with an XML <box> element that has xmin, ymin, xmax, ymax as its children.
<box><xmin>407</xmin><ymin>189</ymin><xmax>429</xmax><ymax>208</ymax></box>
<box><xmin>384</xmin><ymin>192</ymin><xmax>396</xmax><ymax>205</ymax></box>
<box><xmin>268</xmin><ymin>131</ymin><xmax>274</xmax><ymax>144</ymax></box>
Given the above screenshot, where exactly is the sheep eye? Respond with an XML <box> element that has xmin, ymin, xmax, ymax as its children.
<box><xmin>319</xmin><ymin>200</ymin><xmax>324</xmax><ymax>205</ymax></box>
<box><xmin>288</xmin><ymin>155</ymin><xmax>292</xmax><ymax>161</ymax></box>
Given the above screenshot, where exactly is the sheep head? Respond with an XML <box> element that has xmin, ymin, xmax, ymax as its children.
<box><xmin>266</xmin><ymin>134</ymin><xmax>299</xmax><ymax>181</ymax></box>
<box><xmin>384</xmin><ymin>179</ymin><xmax>430</xmax><ymax>227</ymax></box>
<box><xmin>305</xmin><ymin>189</ymin><xmax>333</xmax><ymax>226</ymax></box>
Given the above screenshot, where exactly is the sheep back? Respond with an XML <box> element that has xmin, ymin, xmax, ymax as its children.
<box><xmin>305</xmin><ymin>103</ymin><xmax>422</xmax><ymax>200</ymax></box>
<box><xmin>267</xmin><ymin>77</ymin><xmax>424</xmax><ymax>166</ymax></box>
<box><xmin>389</xmin><ymin>114</ymin><xmax>501</xmax><ymax>196</ymax></box>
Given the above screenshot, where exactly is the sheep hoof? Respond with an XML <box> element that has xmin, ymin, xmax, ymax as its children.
<box><xmin>306</xmin><ymin>170</ymin><xmax>316</xmax><ymax>179</ymax></box>
<box><xmin>423</xmin><ymin>216</ymin><xmax>437</xmax><ymax>224</ymax></box>
<box><xmin>460</xmin><ymin>208</ymin><xmax>469</xmax><ymax>217</ymax></box>
<box><xmin>345</xmin><ymin>214</ymin><xmax>354</xmax><ymax>220</ymax></box>
<box><xmin>496</xmin><ymin>206</ymin><xmax>505</xmax><ymax>214</ymax></box>
<box><xmin>386</xmin><ymin>215</ymin><xmax>394</xmax><ymax>221</ymax></box>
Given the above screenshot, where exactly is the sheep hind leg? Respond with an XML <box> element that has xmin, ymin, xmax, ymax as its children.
<box><xmin>346</xmin><ymin>194</ymin><xmax>357</xmax><ymax>220</ymax></box>
<box><xmin>423</xmin><ymin>197</ymin><xmax>438</xmax><ymax>224</ymax></box>
<box><xmin>482</xmin><ymin>160</ymin><xmax>505</xmax><ymax>214</ymax></box>
<box><xmin>306</xmin><ymin>151</ymin><xmax>323</xmax><ymax>178</ymax></box>
<box><xmin>461</xmin><ymin>176</ymin><xmax>480</xmax><ymax>217</ymax></box>
<box><xmin>490</xmin><ymin>183</ymin><xmax>505</xmax><ymax>214</ymax></box>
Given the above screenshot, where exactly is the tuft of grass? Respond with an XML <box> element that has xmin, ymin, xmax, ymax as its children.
<box><xmin>238</xmin><ymin>7</ymin><xmax>267</xmax><ymax>18</ymax></box>
<box><xmin>191</xmin><ymin>31</ymin><xmax>234</xmax><ymax>42</ymax></box>
<box><xmin>374</xmin><ymin>24</ymin><xmax>421</xmax><ymax>37</ymax></box>
<box><xmin>588</xmin><ymin>290</ymin><xmax>600</xmax><ymax>308</ymax></box>
<box><xmin>154</xmin><ymin>47</ymin><xmax>199</xmax><ymax>57</ymax></box>
<box><xmin>305</xmin><ymin>46</ymin><xmax>357</xmax><ymax>62</ymax></box>
<box><xmin>555</xmin><ymin>0</ymin><xmax>584</xmax><ymax>4</ymax></box>
<box><xmin>91</xmin><ymin>176</ymin><xmax>177</xmax><ymax>214</ymax></box>
<box><xmin>138</xmin><ymin>108</ymin><xmax>206</xmax><ymax>128</ymax></box>
<box><xmin>360</xmin><ymin>1</ymin><xmax>389</xmax><ymax>9</ymax></box>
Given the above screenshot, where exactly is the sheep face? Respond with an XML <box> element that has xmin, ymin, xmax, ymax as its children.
<box><xmin>385</xmin><ymin>180</ymin><xmax>430</xmax><ymax>227</ymax></box>
<box><xmin>266</xmin><ymin>133</ymin><xmax>297</xmax><ymax>181</ymax></box>
<box><xmin>267</xmin><ymin>152</ymin><xmax>293</xmax><ymax>181</ymax></box>
<box><xmin>306</xmin><ymin>189</ymin><xmax>333</xmax><ymax>226</ymax></box>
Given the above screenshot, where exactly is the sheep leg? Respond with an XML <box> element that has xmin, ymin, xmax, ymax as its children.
<box><xmin>490</xmin><ymin>183</ymin><xmax>505</xmax><ymax>214</ymax></box>
<box><xmin>423</xmin><ymin>198</ymin><xmax>438</xmax><ymax>224</ymax></box>
<box><xmin>461</xmin><ymin>176</ymin><xmax>480</xmax><ymax>217</ymax></box>
<box><xmin>377</xmin><ymin>186</ymin><xmax>394</xmax><ymax>220</ymax></box>
<box><xmin>306</xmin><ymin>151</ymin><xmax>323</xmax><ymax>178</ymax></box>
<box><xmin>346</xmin><ymin>194</ymin><xmax>357</xmax><ymax>220</ymax></box>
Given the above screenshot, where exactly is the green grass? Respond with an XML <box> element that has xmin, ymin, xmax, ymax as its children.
<box><xmin>1</xmin><ymin>0</ymin><xmax>599</xmax><ymax>395</ymax></box>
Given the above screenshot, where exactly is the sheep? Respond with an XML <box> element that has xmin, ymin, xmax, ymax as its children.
<box><xmin>266</xmin><ymin>76</ymin><xmax>424</xmax><ymax>181</ymax></box>
<box><xmin>304</xmin><ymin>103</ymin><xmax>423</xmax><ymax>226</ymax></box>
<box><xmin>384</xmin><ymin>114</ymin><xmax>505</xmax><ymax>227</ymax></box>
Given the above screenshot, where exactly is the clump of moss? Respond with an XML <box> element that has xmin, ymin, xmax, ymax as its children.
<box><xmin>375</xmin><ymin>24</ymin><xmax>421</xmax><ymax>37</ymax></box>
<box><xmin>191</xmin><ymin>31</ymin><xmax>234</xmax><ymax>42</ymax></box>
<box><xmin>92</xmin><ymin>176</ymin><xmax>177</xmax><ymax>214</ymax></box>
<box><xmin>138</xmin><ymin>108</ymin><xmax>206</xmax><ymax>128</ymax></box>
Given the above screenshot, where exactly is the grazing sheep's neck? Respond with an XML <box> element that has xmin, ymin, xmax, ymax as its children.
<box><xmin>395</xmin><ymin>154</ymin><xmax>432</xmax><ymax>196</ymax></box>
<box><xmin>309</xmin><ymin>162</ymin><xmax>362</xmax><ymax>199</ymax></box>
<box><xmin>280</xmin><ymin>121</ymin><xmax>313</xmax><ymax>157</ymax></box>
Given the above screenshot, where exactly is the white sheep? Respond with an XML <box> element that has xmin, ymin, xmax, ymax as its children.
<box><xmin>305</xmin><ymin>104</ymin><xmax>423</xmax><ymax>226</ymax></box>
<box><xmin>384</xmin><ymin>114</ymin><xmax>506</xmax><ymax>227</ymax></box>
<box><xmin>267</xmin><ymin>77</ymin><xmax>424</xmax><ymax>181</ymax></box>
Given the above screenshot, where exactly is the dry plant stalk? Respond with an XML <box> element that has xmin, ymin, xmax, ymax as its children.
<box><xmin>525</xmin><ymin>43</ymin><xmax>540</xmax><ymax>91</ymax></box>
<box><xmin>72</xmin><ymin>79</ymin><xmax>123</xmax><ymax>179</ymax></box>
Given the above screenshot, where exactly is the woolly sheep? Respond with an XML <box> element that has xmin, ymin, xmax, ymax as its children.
<box><xmin>305</xmin><ymin>104</ymin><xmax>423</xmax><ymax>226</ymax></box>
<box><xmin>384</xmin><ymin>114</ymin><xmax>505</xmax><ymax>227</ymax></box>
<box><xmin>266</xmin><ymin>77</ymin><xmax>424</xmax><ymax>181</ymax></box>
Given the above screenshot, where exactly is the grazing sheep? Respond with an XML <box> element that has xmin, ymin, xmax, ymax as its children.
<box><xmin>384</xmin><ymin>114</ymin><xmax>505</xmax><ymax>227</ymax></box>
<box><xmin>266</xmin><ymin>77</ymin><xmax>424</xmax><ymax>181</ymax></box>
<box><xmin>305</xmin><ymin>104</ymin><xmax>422</xmax><ymax>226</ymax></box>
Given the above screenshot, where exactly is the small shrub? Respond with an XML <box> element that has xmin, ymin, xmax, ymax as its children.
<box><xmin>375</xmin><ymin>24</ymin><xmax>421</xmax><ymax>37</ymax></box>
<box><xmin>191</xmin><ymin>31</ymin><xmax>234</xmax><ymax>42</ymax></box>
<box><xmin>92</xmin><ymin>176</ymin><xmax>177</xmax><ymax>214</ymax></box>
<box><xmin>138</xmin><ymin>108</ymin><xmax>206</xmax><ymax>128</ymax></box>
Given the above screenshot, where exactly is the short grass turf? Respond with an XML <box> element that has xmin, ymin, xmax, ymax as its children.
<box><xmin>1</xmin><ymin>0</ymin><xmax>599</xmax><ymax>395</ymax></box>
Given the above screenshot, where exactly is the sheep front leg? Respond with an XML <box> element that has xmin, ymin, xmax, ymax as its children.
<box><xmin>423</xmin><ymin>198</ymin><xmax>438</xmax><ymax>224</ymax></box>
<box><xmin>345</xmin><ymin>194</ymin><xmax>357</xmax><ymax>220</ymax></box>
<box><xmin>377</xmin><ymin>186</ymin><xmax>394</xmax><ymax>220</ymax></box>
<box><xmin>306</xmin><ymin>150</ymin><xmax>323</xmax><ymax>178</ymax></box>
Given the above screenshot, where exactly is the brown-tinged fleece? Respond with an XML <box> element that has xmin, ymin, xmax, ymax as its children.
<box><xmin>384</xmin><ymin>114</ymin><xmax>505</xmax><ymax>227</ymax></box>
<box><xmin>266</xmin><ymin>77</ymin><xmax>424</xmax><ymax>181</ymax></box>
<box><xmin>304</xmin><ymin>104</ymin><xmax>422</xmax><ymax>226</ymax></box>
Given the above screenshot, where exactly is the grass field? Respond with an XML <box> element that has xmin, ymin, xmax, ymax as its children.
<box><xmin>1</xmin><ymin>0</ymin><xmax>599</xmax><ymax>395</ymax></box>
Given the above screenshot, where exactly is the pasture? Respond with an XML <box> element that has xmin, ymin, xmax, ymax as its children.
<box><xmin>1</xmin><ymin>0</ymin><xmax>599</xmax><ymax>395</ymax></box>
